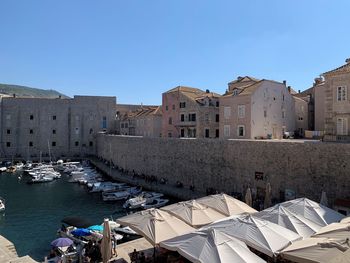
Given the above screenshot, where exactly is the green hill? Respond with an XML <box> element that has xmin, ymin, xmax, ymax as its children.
<box><xmin>0</xmin><ymin>84</ymin><xmax>69</xmax><ymax>98</ymax></box>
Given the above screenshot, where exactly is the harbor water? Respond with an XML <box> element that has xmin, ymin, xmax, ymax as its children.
<box><xmin>0</xmin><ymin>170</ymin><xmax>127</xmax><ymax>261</ymax></box>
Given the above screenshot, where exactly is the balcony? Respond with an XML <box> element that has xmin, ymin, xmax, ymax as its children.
<box><xmin>175</xmin><ymin>121</ymin><xmax>196</xmax><ymax>127</ymax></box>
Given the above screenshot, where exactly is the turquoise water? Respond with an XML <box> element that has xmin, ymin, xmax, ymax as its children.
<box><xmin>0</xmin><ymin>171</ymin><xmax>127</xmax><ymax>261</ymax></box>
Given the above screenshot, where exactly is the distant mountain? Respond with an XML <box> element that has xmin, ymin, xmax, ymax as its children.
<box><xmin>0</xmin><ymin>84</ymin><xmax>69</xmax><ymax>98</ymax></box>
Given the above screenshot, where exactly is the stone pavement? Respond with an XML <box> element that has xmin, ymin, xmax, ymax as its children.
<box><xmin>0</xmin><ymin>235</ymin><xmax>37</xmax><ymax>263</ymax></box>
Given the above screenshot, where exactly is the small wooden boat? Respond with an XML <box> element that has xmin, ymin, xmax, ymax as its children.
<box><xmin>0</xmin><ymin>198</ymin><xmax>5</xmax><ymax>212</ymax></box>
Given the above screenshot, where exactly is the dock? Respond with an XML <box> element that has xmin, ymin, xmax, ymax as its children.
<box><xmin>0</xmin><ymin>235</ymin><xmax>37</xmax><ymax>263</ymax></box>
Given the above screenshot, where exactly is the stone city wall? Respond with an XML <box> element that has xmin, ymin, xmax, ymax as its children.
<box><xmin>97</xmin><ymin>134</ymin><xmax>350</xmax><ymax>205</ymax></box>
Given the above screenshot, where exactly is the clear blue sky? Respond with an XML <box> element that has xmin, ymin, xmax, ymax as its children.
<box><xmin>0</xmin><ymin>1</ymin><xmax>349</xmax><ymax>105</ymax></box>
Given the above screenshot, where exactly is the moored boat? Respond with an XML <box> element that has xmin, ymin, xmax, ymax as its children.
<box><xmin>123</xmin><ymin>191</ymin><xmax>164</xmax><ymax>209</ymax></box>
<box><xmin>102</xmin><ymin>186</ymin><xmax>142</xmax><ymax>201</ymax></box>
<box><xmin>0</xmin><ymin>197</ymin><xmax>5</xmax><ymax>212</ymax></box>
<box><xmin>141</xmin><ymin>198</ymin><xmax>169</xmax><ymax>209</ymax></box>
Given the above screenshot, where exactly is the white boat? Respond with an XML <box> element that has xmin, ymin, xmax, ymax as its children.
<box><xmin>141</xmin><ymin>198</ymin><xmax>169</xmax><ymax>209</ymax></box>
<box><xmin>114</xmin><ymin>226</ymin><xmax>138</xmax><ymax>236</ymax></box>
<box><xmin>28</xmin><ymin>174</ymin><xmax>54</xmax><ymax>184</ymax></box>
<box><xmin>123</xmin><ymin>192</ymin><xmax>164</xmax><ymax>209</ymax></box>
<box><xmin>15</xmin><ymin>162</ymin><xmax>24</xmax><ymax>170</ymax></box>
<box><xmin>90</xmin><ymin>182</ymin><xmax>128</xmax><ymax>193</ymax></box>
<box><xmin>102</xmin><ymin>186</ymin><xmax>142</xmax><ymax>201</ymax></box>
<box><xmin>0</xmin><ymin>198</ymin><xmax>5</xmax><ymax>212</ymax></box>
<box><xmin>0</xmin><ymin>167</ymin><xmax>7</xmax><ymax>172</ymax></box>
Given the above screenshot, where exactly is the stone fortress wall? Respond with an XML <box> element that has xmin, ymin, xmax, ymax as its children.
<box><xmin>97</xmin><ymin>134</ymin><xmax>350</xmax><ymax>205</ymax></box>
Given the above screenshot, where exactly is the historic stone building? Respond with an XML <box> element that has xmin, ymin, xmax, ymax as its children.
<box><xmin>322</xmin><ymin>58</ymin><xmax>350</xmax><ymax>140</ymax></box>
<box><xmin>119</xmin><ymin>106</ymin><xmax>162</xmax><ymax>137</ymax></box>
<box><xmin>162</xmin><ymin>86</ymin><xmax>221</xmax><ymax>138</ymax></box>
<box><xmin>220</xmin><ymin>77</ymin><xmax>295</xmax><ymax>139</ymax></box>
<box><xmin>0</xmin><ymin>95</ymin><xmax>116</xmax><ymax>159</ymax></box>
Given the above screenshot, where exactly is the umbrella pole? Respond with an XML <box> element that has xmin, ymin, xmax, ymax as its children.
<box><xmin>153</xmin><ymin>246</ymin><xmax>156</xmax><ymax>263</ymax></box>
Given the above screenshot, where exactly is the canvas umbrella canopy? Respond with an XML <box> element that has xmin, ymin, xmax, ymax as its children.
<box><xmin>312</xmin><ymin>222</ymin><xmax>350</xmax><ymax>239</ymax></box>
<box><xmin>116</xmin><ymin>208</ymin><xmax>195</xmax><ymax>245</ymax></box>
<box><xmin>280</xmin><ymin>198</ymin><xmax>345</xmax><ymax>226</ymax></box>
<box><xmin>160</xmin><ymin>227</ymin><xmax>266</xmax><ymax>263</ymax></box>
<box><xmin>88</xmin><ymin>225</ymin><xmax>104</xmax><ymax>232</ymax></box>
<box><xmin>51</xmin><ymin>238</ymin><xmax>73</xmax><ymax>248</ymax></box>
<box><xmin>71</xmin><ymin>228</ymin><xmax>92</xmax><ymax>237</ymax></box>
<box><xmin>204</xmin><ymin>214</ymin><xmax>302</xmax><ymax>257</ymax></box>
<box><xmin>280</xmin><ymin>237</ymin><xmax>350</xmax><ymax>263</ymax></box>
<box><xmin>196</xmin><ymin>193</ymin><xmax>257</xmax><ymax>216</ymax></box>
<box><xmin>341</xmin><ymin>217</ymin><xmax>350</xmax><ymax>224</ymax></box>
<box><xmin>256</xmin><ymin>204</ymin><xmax>322</xmax><ymax>238</ymax></box>
<box><xmin>101</xmin><ymin>219</ymin><xmax>112</xmax><ymax>263</ymax></box>
<box><xmin>161</xmin><ymin>200</ymin><xmax>226</xmax><ymax>228</ymax></box>
<box><xmin>245</xmin><ymin>188</ymin><xmax>252</xmax><ymax>207</ymax></box>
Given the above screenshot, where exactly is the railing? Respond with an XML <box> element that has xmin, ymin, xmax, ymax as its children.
<box><xmin>174</xmin><ymin>121</ymin><xmax>196</xmax><ymax>127</ymax></box>
<box><xmin>323</xmin><ymin>134</ymin><xmax>350</xmax><ymax>142</ymax></box>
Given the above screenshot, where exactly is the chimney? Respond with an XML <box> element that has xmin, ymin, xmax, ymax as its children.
<box><xmin>298</xmin><ymin>90</ymin><xmax>301</xmax><ymax>93</ymax></box>
<box><xmin>206</xmin><ymin>89</ymin><xmax>210</xmax><ymax>93</ymax></box>
<box><xmin>287</xmin><ymin>86</ymin><xmax>291</xmax><ymax>93</ymax></box>
<box><xmin>283</xmin><ymin>80</ymin><xmax>287</xmax><ymax>86</ymax></box>
<box><xmin>59</xmin><ymin>95</ymin><xmax>62</xmax><ymax>99</ymax></box>
<box><xmin>346</xmin><ymin>58</ymin><xmax>350</xmax><ymax>64</ymax></box>
<box><xmin>237</xmin><ymin>76</ymin><xmax>243</xmax><ymax>81</ymax></box>
<box><xmin>13</xmin><ymin>93</ymin><xmax>16</xmax><ymax>98</ymax></box>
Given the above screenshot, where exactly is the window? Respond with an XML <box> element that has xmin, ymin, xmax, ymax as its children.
<box><xmin>75</xmin><ymin>141</ymin><xmax>79</xmax><ymax>147</ymax></box>
<box><xmin>52</xmin><ymin>129</ymin><xmax>56</xmax><ymax>134</ymax></box>
<box><xmin>215</xmin><ymin>129</ymin><xmax>219</xmax><ymax>138</ymax></box>
<box><xmin>233</xmin><ymin>89</ymin><xmax>239</xmax><ymax>96</ymax></box>
<box><xmin>6</xmin><ymin>114</ymin><xmax>11</xmax><ymax>120</ymax></box>
<box><xmin>337</xmin><ymin>86</ymin><xmax>347</xmax><ymax>101</ymax></box>
<box><xmin>75</xmin><ymin>128</ymin><xmax>79</xmax><ymax>135</ymax></box>
<box><xmin>125</xmin><ymin>123</ymin><xmax>128</xmax><ymax>128</ymax></box>
<box><xmin>298</xmin><ymin>117</ymin><xmax>303</xmax><ymax>121</ymax></box>
<box><xmin>6</xmin><ymin>129</ymin><xmax>11</xmax><ymax>134</ymax></box>
<box><xmin>172</xmin><ymin>104</ymin><xmax>175</xmax><ymax>110</ymax></box>
<box><xmin>264</xmin><ymin>110</ymin><xmax>267</xmax><ymax>118</ymax></box>
<box><xmin>205</xmin><ymin>114</ymin><xmax>209</xmax><ymax>122</ymax></box>
<box><xmin>216</xmin><ymin>101</ymin><xmax>219</xmax><ymax>107</ymax></box>
<box><xmin>102</xmin><ymin>116</ymin><xmax>107</xmax><ymax>129</ymax></box>
<box><xmin>238</xmin><ymin>105</ymin><xmax>245</xmax><ymax>118</ymax></box>
<box><xmin>168</xmin><ymin>117</ymin><xmax>172</xmax><ymax>125</ymax></box>
<box><xmin>89</xmin><ymin>141</ymin><xmax>93</xmax><ymax>147</ymax></box>
<box><xmin>6</xmin><ymin>142</ymin><xmax>11</xmax><ymax>147</ymax></box>
<box><xmin>165</xmin><ymin>105</ymin><xmax>168</xmax><ymax>111</ymax></box>
<box><xmin>216</xmin><ymin>114</ymin><xmax>219</xmax><ymax>122</ymax></box>
<box><xmin>205</xmin><ymin>129</ymin><xmax>210</xmax><ymax>138</ymax></box>
<box><xmin>89</xmin><ymin>128</ymin><xmax>93</xmax><ymax>134</ymax></box>
<box><xmin>168</xmin><ymin>132</ymin><xmax>172</xmax><ymax>138</ymax></box>
<box><xmin>121</xmin><ymin>123</ymin><xmax>124</xmax><ymax>128</ymax></box>
<box><xmin>179</xmin><ymin>102</ymin><xmax>186</xmax><ymax>108</ymax></box>
<box><xmin>30</xmin><ymin>115</ymin><xmax>34</xmax><ymax>120</ymax></box>
<box><xmin>189</xmin><ymin>113</ymin><xmax>196</xmax><ymax>122</ymax></box>
<box><xmin>237</xmin><ymin>125</ymin><xmax>245</xmax><ymax>137</ymax></box>
<box><xmin>52</xmin><ymin>115</ymin><xmax>56</xmax><ymax>120</ymax></box>
<box><xmin>224</xmin><ymin>107</ymin><xmax>231</xmax><ymax>119</ymax></box>
<box><xmin>282</xmin><ymin>110</ymin><xmax>285</xmax><ymax>119</ymax></box>
<box><xmin>180</xmin><ymin>129</ymin><xmax>185</xmax><ymax>137</ymax></box>
<box><xmin>29</xmin><ymin>141</ymin><xmax>33</xmax><ymax>147</ymax></box>
<box><xmin>224</xmin><ymin>125</ymin><xmax>230</xmax><ymax>137</ymax></box>
<box><xmin>337</xmin><ymin>118</ymin><xmax>348</xmax><ymax>135</ymax></box>
<box><xmin>52</xmin><ymin>141</ymin><xmax>56</xmax><ymax>147</ymax></box>
<box><xmin>180</xmin><ymin>114</ymin><xmax>185</xmax><ymax>122</ymax></box>
<box><xmin>282</xmin><ymin>94</ymin><xmax>285</xmax><ymax>101</ymax></box>
<box><xmin>30</xmin><ymin>129</ymin><xmax>33</xmax><ymax>134</ymax></box>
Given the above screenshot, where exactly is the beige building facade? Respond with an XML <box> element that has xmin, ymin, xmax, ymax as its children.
<box><xmin>322</xmin><ymin>58</ymin><xmax>350</xmax><ymax>139</ymax></box>
<box><xmin>220</xmin><ymin>77</ymin><xmax>295</xmax><ymax>139</ymax></box>
<box><xmin>119</xmin><ymin>106</ymin><xmax>162</xmax><ymax>137</ymax></box>
<box><xmin>0</xmin><ymin>95</ymin><xmax>116</xmax><ymax>159</ymax></box>
<box><xmin>162</xmin><ymin>86</ymin><xmax>220</xmax><ymax>138</ymax></box>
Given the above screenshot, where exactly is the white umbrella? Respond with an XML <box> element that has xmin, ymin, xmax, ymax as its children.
<box><xmin>161</xmin><ymin>200</ymin><xmax>227</xmax><ymax>228</ymax></box>
<box><xmin>320</xmin><ymin>191</ymin><xmax>329</xmax><ymax>207</ymax></box>
<box><xmin>245</xmin><ymin>188</ymin><xmax>252</xmax><ymax>207</ymax></box>
<box><xmin>116</xmin><ymin>208</ymin><xmax>195</xmax><ymax>245</ymax></box>
<box><xmin>101</xmin><ymin>218</ymin><xmax>112</xmax><ymax>263</ymax></box>
<box><xmin>312</xmin><ymin>222</ymin><xmax>350</xmax><ymax>239</ymax></box>
<box><xmin>160</xmin><ymin>227</ymin><xmax>266</xmax><ymax>263</ymax></box>
<box><xmin>256</xmin><ymin>204</ymin><xmax>322</xmax><ymax>238</ymax></box>
<box><xmin>196</xmin><ymin>193</ymin><xmax>257</xmax><ymax>216</ymax></box>
<box><xmin>204</xmin><ymin>214</ymin><xmax>302</xmax><ymax>257</ymax></box>
<box><xmin>281</xmin><ymin>237</ymin><xmax>350</xmax><ymax>263</ymax></box>
<box><xmin>341</xmin><ymin>217</ymin><xmax>350</xmax><ymax>224</ymax></box>
<box><xmin>264</xmin><ymin>183</ymin><xmax>272</xmax><ymax>209</ymax></box>
<box><xmin>280</xmin><ymin>198</ymin><xmax>345</xmax><ymax>226</ymax></box>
